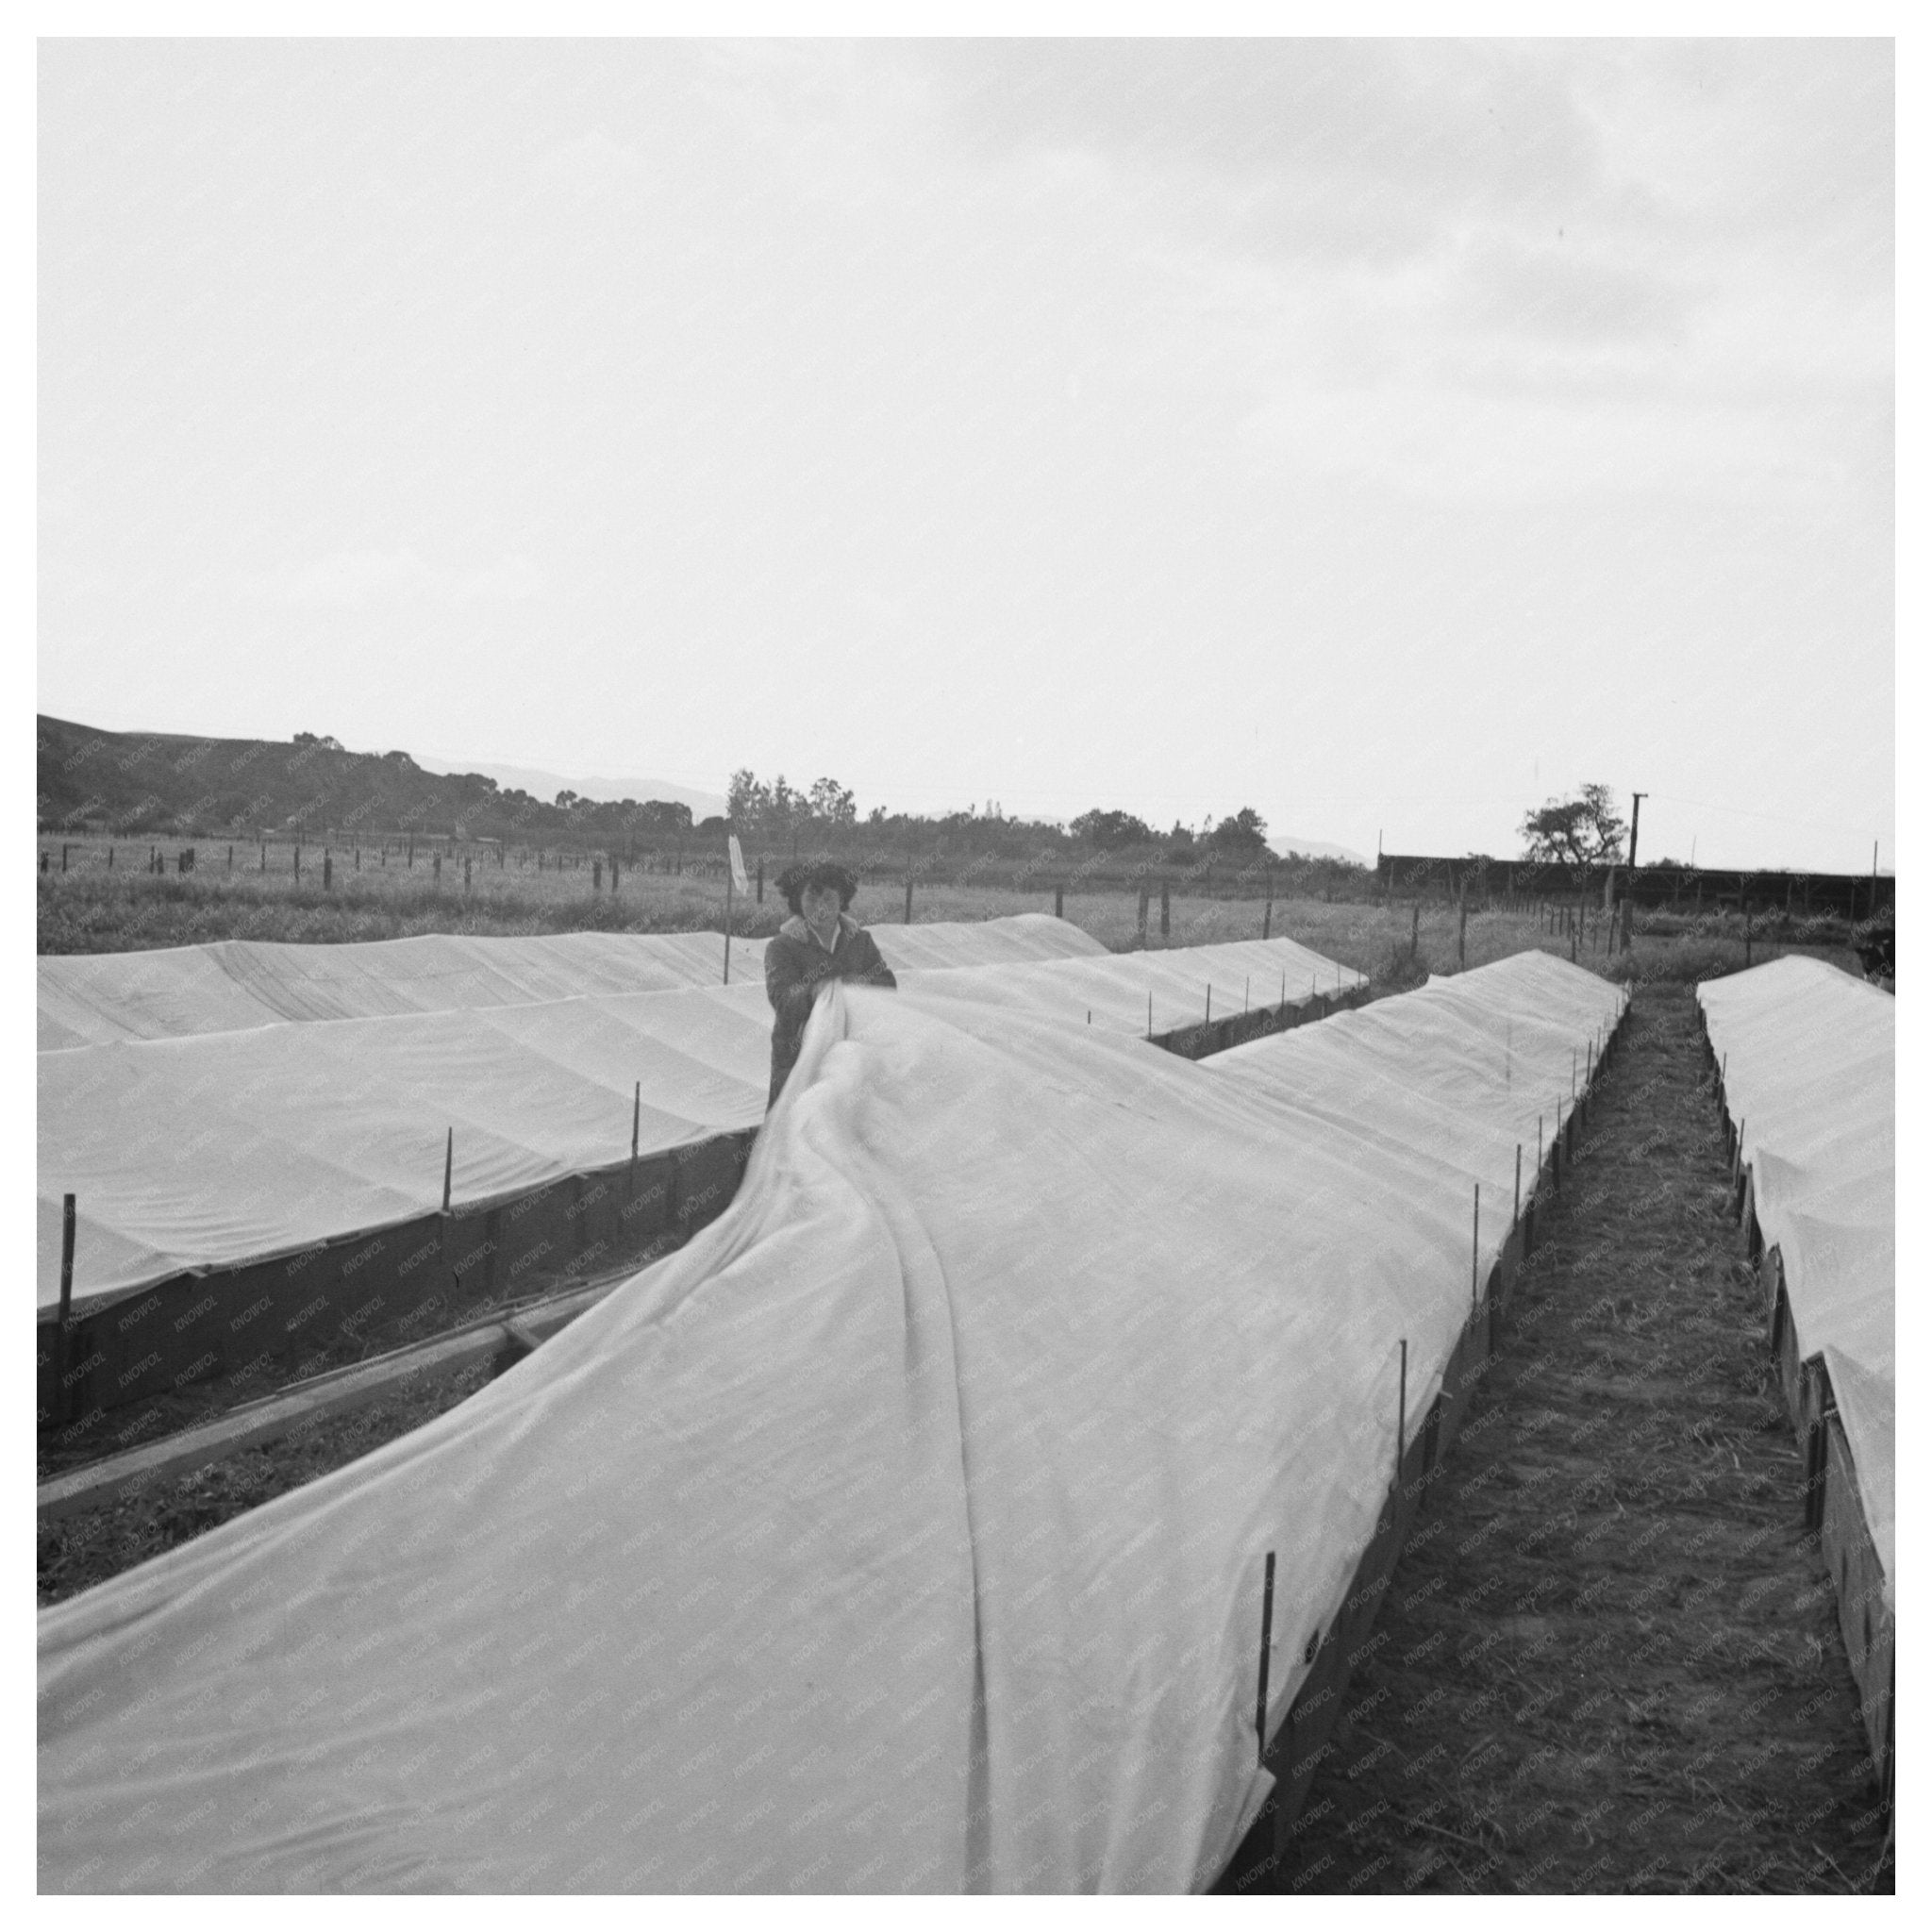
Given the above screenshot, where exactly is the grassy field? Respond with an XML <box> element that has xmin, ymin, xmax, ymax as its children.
<box><xmin>36</xmin><ymin>853</ymin><xmax>1864</xmax><ymax>992</ymax></box>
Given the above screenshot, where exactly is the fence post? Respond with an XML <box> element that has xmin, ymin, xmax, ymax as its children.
<box><xmin>756</xmin><ymin>858</ymin><xmax>764</xmax><ymax>904</ymax></box>
<box><xmin>1159</xmin><ymin>882</ymin><xmax>1170</xmax><ymax>941</ymax></box>
<box><xmin>905</xmin><ymin>875</ymin><xmax>913</xmax><ymax>924</ymax></box>
<box><xmin>323</xmin><ymin>849</ymin><xmax>332</xmax><ymax>891</ymax></box>
<box><xmin>55</xmin><ymin>1192</ymin><xmax>76</xmax><ymax>1426</ymax></box>
<box><xmin>1255</xmin><ymin>1549</ymin><xmax>1275</xmax><ymax>1761</ymax></box>
<box><xmin>1396</xmin><ymin>1338</ymin><xmax>1407</xmax><ymax>1483</ymax></box>
<box><xmin>1471</xmin><ymin>1183</ymin><xmax>1480</xmax><ymax>1306</ymax></box>
<box><xmin>1055</xmin><ymin>885</ymin><xmax>1064</xmax><ymax>920</ymax></box>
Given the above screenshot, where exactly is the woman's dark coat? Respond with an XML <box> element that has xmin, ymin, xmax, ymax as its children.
<box><xmin>763</xmin><ymin>912</ymin><xmax>897</xmax><ymax>1106</ymax></box>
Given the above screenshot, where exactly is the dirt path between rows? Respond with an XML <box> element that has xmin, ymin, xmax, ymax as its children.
<box><xmin>1276</xmin><ymin>983</ymin><xmax>1892</xmax><ymax>1894</ymax></box>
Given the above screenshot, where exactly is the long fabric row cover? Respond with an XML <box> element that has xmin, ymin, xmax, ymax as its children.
<box><xmin>38</xmin><ymin>936</ymin><xmax>1362</xmax><ymax>1311</ymax></box>
<box><xmin>911</xmin><ymin>934</ymin><xmax>1361</xmax><ymax>1038</ymax></box>
<box><xmin>1697</xmin><ymin>958</ymin><xmax>1893</xmax><ymax>1602</ymax></box>
<box><xmin>38</xmin><ymin>950</ymin><xmax>1624</xmax><ymax>1893</ymax></box>
<box><xmin>37</xmin><ymin>915</ymin><xmax>1108</xmax><ymax>1050</ymax></box>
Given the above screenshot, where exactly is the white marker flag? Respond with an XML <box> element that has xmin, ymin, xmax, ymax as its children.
<box><xmin>728</xmin><ymin>834</ymin><xmax>749</xmax><ymax>896</ymax></box>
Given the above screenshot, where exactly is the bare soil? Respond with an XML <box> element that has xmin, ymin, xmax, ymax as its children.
<box><xmin>38</xmin><ymin>1356</ymin><xmax>495</xmax><ymax>1607</ymax></box>
<box><xmin>1276</xmin><ymin>985</ymin><xmax>1892</xmax><ymax>1893</ymax></box>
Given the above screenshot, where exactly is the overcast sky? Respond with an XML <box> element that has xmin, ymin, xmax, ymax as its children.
<box><xmin>38</xmin><ymin>38</ymin><xmax>1893</xmax><ymax>871</ymax></box>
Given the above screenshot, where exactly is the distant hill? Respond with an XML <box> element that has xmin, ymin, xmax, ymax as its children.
<box><xmin>36</xmin><ymin>716</ymin><xmax>697</xmax><ymax>847</ymax></box>
<box><xmin>406</xmin><ymin>752</ymin><xmax>724</xmax><ymax>823</ymax></box>
<box><xmin>1268</xmin><ymin>834</ymin><xmax>1371</xmax><ymax>868</ymax></box>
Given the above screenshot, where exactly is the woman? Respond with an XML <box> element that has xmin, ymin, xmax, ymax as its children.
<box><xmin>763</xmin><ymin>861</ymin><xmax>897</xmax><ymax>1107</ymax></box>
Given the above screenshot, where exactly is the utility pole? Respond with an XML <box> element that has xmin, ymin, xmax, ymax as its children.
<box><xmin>1622</xmin><ymin>792</ymin><xmax>1647</xmax><ymax>952</ymax></box>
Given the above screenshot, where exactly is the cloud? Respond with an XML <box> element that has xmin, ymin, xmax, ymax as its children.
<box><xmin>1236</xmin><ymin>381</ymin><xmax>1840</xmax><ymax>506</ymax></box>
<box><xmin>245</xmin><ymin>550</ymin><xmax>545</xmax><ymax>610</ymax></box>
<box><xmin>691</xmin><ymin>41</ymin><xmax>941</xmax><ymax>212</ymax></box>
<box><xmin>916</xmin><ymin>41</ymin><xmax>1609</xmax><ymax>266</ymax></box>
<box><xmin>1449</xmin><ymin>234</ymin><xmax>1692</xmax><ymax>346</ymax></box>
<box><xmin>532</xmin><ymin>128</ymin><xmax>644</xmax><ymax>202</ymax></box>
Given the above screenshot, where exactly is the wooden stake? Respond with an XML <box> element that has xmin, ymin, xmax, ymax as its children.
<box><xmin>1396</xmin><ymin>1338</ymin><xmax>1408</xmax><ymax>1481</ymax></box>
<box><xmin>1256</xmin><ymin>1551</ymin><xmax>1276</xmax><ymax>1762</ymax></box>
<box><xmin>56</xmin><ymin>1192</ymin><xmax>76</xmax><ymax>1425</ymax></box>
<box><xmin>631</xmin><ymin>1082</ymin><xmax>641</xmax><ymax>1169</ymax></box>
<box><xmin>1472</xmin><ymin>1183</ymin><xmax>1480</xmax><ymax>1306</ymax></box>
<box><xmin>441</xmin><ymin>1128</ymin><xmax>454</xmax><ymax>1216</ymax></box>
<box><xmin>905</xmin><ymin>875</ymin><xmax>913</xmax><ymax>924</ymax></box>
<box><xmin>1205</xmin><ymin>985</ymin><xmax>1212</xmax><ymax>1025</ymax></box>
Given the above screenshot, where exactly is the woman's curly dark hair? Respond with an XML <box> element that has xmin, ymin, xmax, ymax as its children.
<box><xmin>775</xmin><ymin>861</ymin><xmax>858</xmax><ymax>916</ymax></box>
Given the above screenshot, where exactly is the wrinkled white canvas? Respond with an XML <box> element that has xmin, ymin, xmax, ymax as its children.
<box><xmin>38</xmin><ymin>930</ymin><xmax>1362</xmax><ymax>1310</ymax></box>
<box><xmin>1698</xmin><ymin>958</ymin><xmax>1893</xmax><ymax>1600</ymax></box>
<box><xmin>40</xmin><ymin>953</ymin><xmax>1620</xmax><ymax>1893</ymax></box>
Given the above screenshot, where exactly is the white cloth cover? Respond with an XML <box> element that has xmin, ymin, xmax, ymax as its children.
<box><xmin>39</xmin><ymin>953</ymin><xmax>1621</xmax><ymax>1893</ymax></box>
<box><xmin>38</xmin><ymin>937</ymin><xmax>1362</xmax><ymax>1311</ymax></box>
<box><xmin>911</xmin><ymin>935</ymin><xmax>1361</xmax><ymax>1040</ymax></box>
<box><xmin>37</xmin><ymin>916</ymin><xmax>1107</xmax><ymax>1050</ymax></box>
<box><xmin>1697</xmin><ymin>958</ymin><xmax>1894</xmax><ymax>1599</ymax></box>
